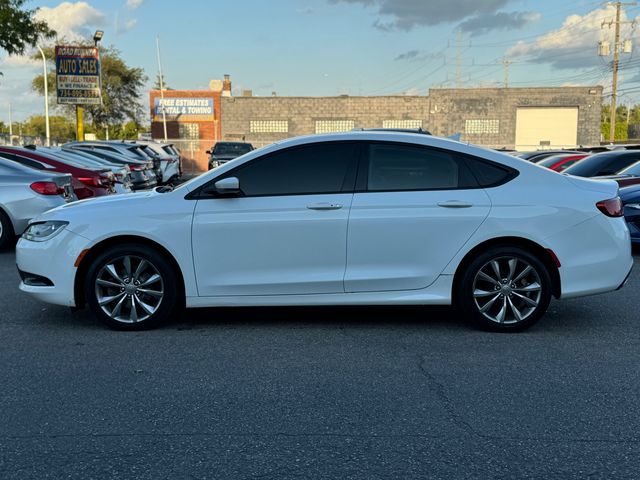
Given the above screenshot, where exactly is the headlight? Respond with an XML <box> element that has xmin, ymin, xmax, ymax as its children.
<box><xmin>22</xmin><ymin>221</ymin><xmax>69</xmax><ymax>242</ymax></box>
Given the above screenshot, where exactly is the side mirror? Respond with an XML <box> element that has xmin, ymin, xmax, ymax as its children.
<box><xmin>212</xmin><ymin>177</ymin><xmax>240</xmax><ymax>195</ymax></box>
<box><xmin>205</xmin><ymin>150</ymin><xmax>211</xmax><ymax>155</ymax></box>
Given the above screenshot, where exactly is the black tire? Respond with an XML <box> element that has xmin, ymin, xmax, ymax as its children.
<box><xmin>0</xmin><ymin>209</ymin><xmax>15</xmax><ymax>250</ymax></box>
<box><xmin>458</xmin><ymin>246</ymin><xmax>552</xmax><ymax>332</ymax></box>
<box><xmin>84</xmin><ymin>244</ymin><xmax>179</xmax><ymax>330</ymax></box>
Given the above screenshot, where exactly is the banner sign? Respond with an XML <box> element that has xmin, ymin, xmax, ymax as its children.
<box><xmin>153</xmin><ymin>97</ymin><xmax>214</xmax><ymax>121</ymax></box>
<box><xmin>55</xmin><ymin>45</ymin><xmax>102</xmax><ymax>105</ymax></box>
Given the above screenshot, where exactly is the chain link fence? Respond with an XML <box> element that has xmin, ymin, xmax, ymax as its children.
<box><xmin>0</xmin><ymin>133</ymin><xmax>72</xmax><ymax>147</ymax></box>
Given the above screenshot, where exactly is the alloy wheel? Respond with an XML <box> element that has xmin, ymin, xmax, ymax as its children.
<box><xmin>94</xmin><ymin>255</ymin><xmax>164</xmax><ymax>323</ymax></box>
<box><xmin>472</xmin><ymin>256</ymin><xmax>542</xmax><ymax>325</ymax></box>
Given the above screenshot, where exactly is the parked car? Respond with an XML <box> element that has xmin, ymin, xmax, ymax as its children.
<box><xmin>535</xmin><ymin>153</ymin><xmax>588</xmax><ymax>172</ymax></box>
<box><xmin>620</xmin><ymin>185</ymin><xmax>640</xmax><ymax>244</ymax></box>
<box><xmin>564</xmin><ymin>150</ymin><xmax>640</xmax><ymax>178</ymax></box>
<box><xmin>63</xmin><ymin>146</ymin><xmax>157</xmax><ymax>191</ymax></box>
<box><xmin>40</xmin><ymin>148</ymin><xmax>133</xmax><ymax>194</ymax></box>
<box><xmin>127</xmin><ymin>140</ymin><xmax>181</xmax><ymax>184</ymax></box>
<box><xmin>593</xmin><ymin>160</ymin><xmax>640</xmax><ymax>188</ymax></box>
<box><xmin>0</xmin><ymin>157</ymin><xmax>75</xmax><ymax>249</ymax></box>
<box><xmin>16</xmin><ymin>131</ymin><xmax>632</xmax><ymax>332</ymax></box>
<box><xmin>516</xmin><ymin>150</ymin><xmax>583</xmax><ymax>162</ymax></box>
<box><xmin>65</xmin><ymin>141</ymin><xmax>163</xmax><ymax>184</ymax></box>
<box><xmin>207</xmin><ymin>142</ymin><xmax>254</xmax><ymax>170</ymax></box>
<box><xmin>0</xmin><ymin>147</ymin><xmax>115</xmax><ymax>200</ymax></box>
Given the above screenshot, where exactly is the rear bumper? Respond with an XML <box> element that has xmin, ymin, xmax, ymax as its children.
<box><xmin>548</xmin><ymin>214</ymin><xmax>634</xmax><ymax>299</ymax></box>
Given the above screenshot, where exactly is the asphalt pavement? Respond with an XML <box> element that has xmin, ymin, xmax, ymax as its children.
<box><xmin>1</xmin><ymin>246</ymin><xmax>639</xmax><ymax>479</ymax></box>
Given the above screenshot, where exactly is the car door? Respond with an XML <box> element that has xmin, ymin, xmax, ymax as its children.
<box><xmin>344</xmin><ymin>141</ymin><xmax>493</xmax><ymax>293</ymax></box>
<box><xmin>191</xmin><ymin>141</ymin><xmax>360</xmax><ymax>296</ymax></box>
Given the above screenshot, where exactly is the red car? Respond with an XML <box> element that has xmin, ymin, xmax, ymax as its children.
<box><xmin>0</xmin><ymin>146</ymin><xmax>115</xmax><ymax>200</ymax></box>
<box><xmin>535</xmin><ymin>153</ymin><xmax>588</xmax><ymax>172</ymax></box>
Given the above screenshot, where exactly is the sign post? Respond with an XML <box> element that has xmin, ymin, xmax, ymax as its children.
<box><xmin>55</xmin><ymin>45</ymin><xmax>102</xmax><ymax>141</ymax></box>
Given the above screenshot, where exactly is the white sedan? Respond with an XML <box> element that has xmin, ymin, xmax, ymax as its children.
<box><xmin>16</xmin><ymin>131</ymin><xmax>633</xmax><ymax>332</ymax></box>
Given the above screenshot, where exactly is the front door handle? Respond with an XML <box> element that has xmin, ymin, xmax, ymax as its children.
<box><xmin>307</xmin><ymin>202</ymin><xmax>343</xmax><ymax>211</ymax></box>
<box><xmin>437</xmin><ymin>200</ymin><xmax>474</xmax><ymax>208</ymax></box>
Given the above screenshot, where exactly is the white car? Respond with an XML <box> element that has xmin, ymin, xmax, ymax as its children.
<box><xmin>16</xmin><ymin>131</ymin><xmax>633</xmax><ymax>332</ymax></box>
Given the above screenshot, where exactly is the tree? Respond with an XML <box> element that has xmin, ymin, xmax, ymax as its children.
<box><xmin>152</xmin><ymin>73</ymin><xmax>171</xmax><ymax>90</ymax></box>
<box><xmin>20</xmin><ymin>115</ymin><xmax>76</xmax><ymax>140</ymax></box>
<box><xmin>32</xmin><ymin>44</ymin><xmax>148</xmax><ymax>131</ymax></box>
<box><xmin>0</xmin><ymin>1</ymin><xmax>54</xmax><ymax>56</ymax></box>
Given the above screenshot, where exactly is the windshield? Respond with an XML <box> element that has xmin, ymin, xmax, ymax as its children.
<box><xmin>213</xmin><ymin>143</ymin><xmax>253</xmax><ymax>156</ymax></box>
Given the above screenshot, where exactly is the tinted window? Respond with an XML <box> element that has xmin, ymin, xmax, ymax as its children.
<box><xmin>619</xmin><ymin>161</ymin><xmax>640</xmax><ymax>176</ymax></box>
<box><xmin>565</xmin><ymin>152</ymin><xmax>640</xmax><ymax>177</ymax></box>
<box><xmin>466</xmin><ymin>158</ymin><xmax>515</xmax><ymax>187</ymax></box>
<box><xmin>214</xmin><ymin>143</ymin><xmax>253</xmax><ymax>155</ymax></box>
<box><xmin>0</xmin><ymin>152</ymin><xmax>48</xmax><ymax>170</ymax></box>
<box><xmin>366</xmin><ymin>144</ymin><xmax>477</xmax><ymax>191</ymax></box>
<box><xmin>228</xmin><ymin>142</ymin><xmax>357</xmax><ymax>196</ymax></box>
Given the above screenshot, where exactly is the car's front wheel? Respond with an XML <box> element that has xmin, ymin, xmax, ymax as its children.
<box><xmin>85</xmin><ymin>244</ymin><xmax>178</xmax><ymax>330</ymax></box>
<box><xmin>458</xmin><ymin>246</ymin><xmax>552</xmax><ymax>332</ymax></box>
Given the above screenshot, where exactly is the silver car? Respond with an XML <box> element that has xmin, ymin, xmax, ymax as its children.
<box><xmin>0</xmin><ymin>158</ymin><xmax>75</xmax><ymax>249</ymax></box>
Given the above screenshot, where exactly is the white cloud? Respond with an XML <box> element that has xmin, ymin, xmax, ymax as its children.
<box><xmin>126</xmin><ymin>0</ymin><xmax>144</xmax><ymax>10</ymax></box>
<box><xmin>0</xmin><ymin>55</ymin><xmax>39</xmax><ymax>68</ymax></box>
<box><xmin>507</xmin><ymin>6</ymin><xmax>640</xmax><ymax>70</ymax></box>
<box><xmin>35</xmin><ymin>2</ymin><xmax>106</xmax><ymax>42</ymax></box>
<box><xmin>117</xmin><ymin>18</ymin><xmax>138</xmax><ymax>34</ymax></box>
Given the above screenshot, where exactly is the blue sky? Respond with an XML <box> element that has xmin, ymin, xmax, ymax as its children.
<box><xmin>2</xmin><ymin>0</ymin><xmax>640</xmax><ymax>123</ymax></box>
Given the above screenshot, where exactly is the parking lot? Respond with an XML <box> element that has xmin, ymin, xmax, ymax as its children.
<box><xmin>0</xmin><ymin>245</ymin><xmax>638</xmax><ymax>479</ymax></box>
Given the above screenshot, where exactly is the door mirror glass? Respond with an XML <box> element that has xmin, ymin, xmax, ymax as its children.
<box><xmin>214</xmin><ymin>177</ymin><xmax>240</xmax><ymax>195</ymax></box>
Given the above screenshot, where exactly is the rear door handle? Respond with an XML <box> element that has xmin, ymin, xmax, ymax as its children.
<box><xmin>437</xmin><ymin>200</ymin><xmax>474</xmax><ymax>208</ymax></box>
<box><xmin>307</xmin><ymin>202</ymin><xmax>343</xmax><ymax>211</ymax></box>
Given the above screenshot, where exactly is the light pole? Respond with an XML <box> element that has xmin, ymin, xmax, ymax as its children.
<box><xmin>36</xmin><ymin>45</ymin><xmax>50</xmax><ymax>146</ymax></box>
<box><xmin>93</xmin><ymin>30</ymin><xmax>105</xmax><ymax>140</ymax></box>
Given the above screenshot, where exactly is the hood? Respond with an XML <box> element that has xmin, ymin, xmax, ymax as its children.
<box><xmin>211</xmin><ymin>154</ymin><xmax>241</xmax><ymax>161</ymax></box>
<box><xmin>46</xmin><ymin>189</ymin><xmax>156</xmax><ymax>214</ymax></box>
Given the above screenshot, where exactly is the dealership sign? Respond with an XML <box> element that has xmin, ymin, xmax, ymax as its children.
<box><xmin>55</xmin><ymin>45</ymin><xmax>102</xmax><ymax>105</ymax></box>
<box><xmin>153</xmin><ymin>98</ymin><xmax>214</xmax><ymax>121</ymax></box>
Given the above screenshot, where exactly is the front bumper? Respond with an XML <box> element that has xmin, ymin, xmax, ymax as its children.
<box><xmin>16</xmin><ymin>228</ymin><xmax>90</xmax><ymax>307</ymax></box>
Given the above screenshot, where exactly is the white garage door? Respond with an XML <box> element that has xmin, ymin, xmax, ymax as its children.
<box><xmin>515</xmin><ymin>107</ymin><xmax>578</xmax><ymax>151</ymax></box>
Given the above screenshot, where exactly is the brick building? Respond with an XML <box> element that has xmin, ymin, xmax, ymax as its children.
<box><xmin>221</xmin><ymin>86</ymin><xmax>602</xmax><ymax>151</ymax></box>
<box><xmin>152</xmin><ymin>80</ymin><xmax>603</xmax><ymax>173</ymax></box>
<box><xmin>149</xmin><ymin>75</ymin><xmax>231</xmax><ymax>172</ymax></box>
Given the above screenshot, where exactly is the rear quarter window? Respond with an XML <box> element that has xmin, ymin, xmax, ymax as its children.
<box><xmin>465</xmin><ymin>157</ymin><xmax>518</xmax><ymax>187</ymax></box>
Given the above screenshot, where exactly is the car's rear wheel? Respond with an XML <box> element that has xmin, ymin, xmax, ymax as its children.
<box><xmin>0</xmin><ymin>210</ymin><xmax>15</xmax><ymax>250</ymax></box>
<box><xmin>458</xmin><ymin>246</ymin><xmax>552</xmax><ymax>332</ymax></box>
<box><xmin>85</xmin><ymin>244</ymin><xmax>178</xmax><ymax>330</ymax></box>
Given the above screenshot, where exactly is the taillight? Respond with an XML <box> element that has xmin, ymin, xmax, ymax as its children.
<box><xmin>78</xmin><ymin>177</ymin><xmax>101</xmax><ymax>187</ymax></box>
<box><xmin>596</xmin><ymin>197</ymin><xmax>624</xmax><ymax>217</ymax></box>
<box><xmin>129</xmin><ymin>165</ymin><xmax>142</xmax><ymax>171</ymax></box>
<box><xmin>30</xmin><ymin>181</ymin><xmax>64</xmax><ymax>195</ymax></box>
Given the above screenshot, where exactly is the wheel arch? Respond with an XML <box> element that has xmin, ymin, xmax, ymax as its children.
<box><xmin>74</xmin><ymin>235</ymin><xmax>186</xmax><ymax>309</ymax></box>
<box><xmin>452</xmin><ymin>236</ymin><xmax>561</xmax><ymax>301</ymax></box>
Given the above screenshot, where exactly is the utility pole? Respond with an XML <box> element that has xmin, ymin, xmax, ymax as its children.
<box><xmin>8</xmin><ymin>102</ymin><xmax>12</xmax><ymax>137</ymax></box>
<box><xmin>601</xmin><ymin>1</ymin><xmax>636</xmax><ymax>142</ymax></box>
<box><xmin>502</xmin><ymin>58</ymin><xmax>513</xmax><ymax>88</ymax></box>
<box><xmin>455</xmin><ymin>30</ymin><xmax>463</xmax><ymax>88</ymax></box>
<box><xmin>156</xmin><ymin>36</ymin><xmax>168</xmax><ymax>142</ymax></box>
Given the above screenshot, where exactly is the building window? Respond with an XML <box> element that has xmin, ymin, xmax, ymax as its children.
<box><xmin>315</xmin><ymin>120</ymin><xmax>355</xmax><ymax>134</ymax></box>
<box><xmin>179</xmin><ymin>123</ymin><xmax>200</xmax><ymax>139</ymax></box>
<box><xmin>250</xmin><ymin>120</ymin><xmax>289</xmax><ymax>133</ymax></box>
<box><xmin>465</xmin><ymin>119</ymin><xmax>500</xmax><ymax>135</ymax></box>
<box><xmin>382</xmin><ymin>119</ymin><xmax>423</xmax><ymax>129</ymax></box>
